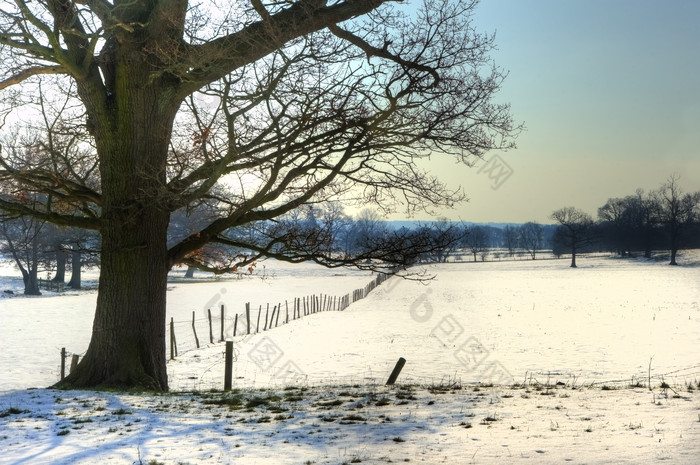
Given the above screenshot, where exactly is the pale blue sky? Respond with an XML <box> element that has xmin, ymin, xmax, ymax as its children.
<box><xmin>416</xmin><ymin>0</ymin><xmax>700</xmax><ymax>223</ymax></box>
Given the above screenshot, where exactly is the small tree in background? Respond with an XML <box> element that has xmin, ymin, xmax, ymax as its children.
<box><xmin>502</xmin><ymin>224</ymin><xmax>519</xmax><ymax>257</ymax></box>
<box><xmin>518</xmin><ymin>221</ymin><xmax>543</xmax><ymax>260</ymax></box>
<box><xmin>652</xmin><ymin>175</ymin><xmax>700</xmax><ymax>265</ymax></box>
<box><xmin>550</xmin><ymin>207</ymin><xmax>595</xmax><ymax>268</ymax></box>
<box><xmin>0</xmin><ymin>210</ymin><xmax>48</xmax><ymax>295</ymax></box>
<box><xmin>463</xmin><ymin>225</ymin><xmax>489</xmax><ymax>262</ymax></box>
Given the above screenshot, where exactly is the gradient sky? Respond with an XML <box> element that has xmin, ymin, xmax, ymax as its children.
<box><xmin>411</xmin><ymin>0</ymin><xmax>700</xmax><ymax>223</ymax></box>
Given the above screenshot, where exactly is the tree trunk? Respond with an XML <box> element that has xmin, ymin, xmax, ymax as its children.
<box><xmin>56</xmin><ymin>208</ymin><xmax>171</xmax><ymax>390</ymax></box>
<box><xmin>53</xmin><ymin>248</ymin><xmax>67</xmax><ymax>282</ymax></box>
<box><xmin>24</xmin><ymin>234</ymin><xmax>42</xmax><ymax>295</ymax></box>
<box><xmin>184</xmin><ymin>266</ymin><xmax>195</xmax><ymax>278</ymax></box>
<box><xmin>669</xmin><ymin>247</ymin><xmax>678</xmax><ymax>265</ymax></box>
<box><xmin>53</xmin><ymin>38</ymin><xmax>183</xmax><ymax>390</ymax></box>
<box><xmin>68</xmin><ymin>250</ymin><xmax>82</xmax><ymax>289</ymax></box>
<box><xmin>570</xmin><ymin>244</ymin><xmax>577</xmax><ymax>268</ymax></box>
<box><xmin>22</xmin><ymin>268</ymin><xmax>41</xmax><ymax>295</ymax></box>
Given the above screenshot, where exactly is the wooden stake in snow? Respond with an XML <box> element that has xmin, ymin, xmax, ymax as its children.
<box><xmin>207</xmin><ymin>309</ymin><xmax>214</xmax><ymax>344</ymax></box>
<box><xmin>170</xmin><ymin>317</ymin><xmax>177</xmax><ymax>360</ymax></box>
<box><xmin>192</xmin><ymin>311</ymin><xmax>200</xmax><ymax>348</ymax></box>
<box><xmin>60</xmin><ymin>348</ymin><xmax>66</xmax><ymax>380</ymax></box>
<box><xmin>224</xmin><ymin>341</ymin><xmax>233</xmax><ymax>391</ymax></box>
<box><xmin>220</xmin><ymin>305</ymin><xmax>225</xmax><ymax>342</ymax></box>
<box><xmin>246</xmin><ymin>303</ymin><xmax>251</xmax><ymax>335</ymax></box>
<box><xmin>386</xmin><ymin>357</ymin><xmax>406</xmax><ymax>385</ymax></box>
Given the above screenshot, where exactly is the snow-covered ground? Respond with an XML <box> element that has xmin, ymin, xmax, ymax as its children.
<box><xmin>1</xmin><ymin>253</ymin><xmax>699</xmax><ymax>464</ymax></box>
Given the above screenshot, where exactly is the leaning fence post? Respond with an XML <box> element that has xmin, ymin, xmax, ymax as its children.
<box><xmin>170</xmin><ymin>317</ymin><xmax>177</xmax><ymax>360</ymax></box>
<box><xmin>224</xmin><ymin>340</ymin><xmax>234</xmax><ymax>391</ymax></box>
<box><xmin>60</xmin><ymin>348</ymin><xmax>67</xmax><ymax>380</ymax></box>
<box><xmin>233</xmin><ymin>313</ymin><xmax>238</xmax><ymax>337</ymax></box>
<box><xmin>386</xmin><ymin>357</ymin><xmax>406</xmax><ymax>385</ymax></box>
<box><xmin>207</xmin><ymin>309</ymin><xmax>214</xmax><ymax>344</ymax></box>
<box><xmin>192</xmin><ymin>311</ymin><xmax>200</xmax><ymax>349</ymax></box>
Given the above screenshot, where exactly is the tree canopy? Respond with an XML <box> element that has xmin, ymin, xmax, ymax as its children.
<box><xmin>0</xmin><ymin>0</ymin><xmax>520</xmax><ymax>390</ymax></box>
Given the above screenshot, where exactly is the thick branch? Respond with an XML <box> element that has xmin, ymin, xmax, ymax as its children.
<box><xmin>179</xmin><ymin>0</ymin><xmax>389</xmax><ymax>93</ymax></box>
<box><xmin>0</xmin><ymin>196</ymin><xmax>100</xmax><ymax>229</ymax></box>
<box><xmin>0</xmin><ymin>65</ymin><xmax>68</xmax><ymax>91</ymax></box>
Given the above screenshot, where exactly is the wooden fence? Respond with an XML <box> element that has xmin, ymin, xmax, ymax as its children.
<box><xmin>38</xmin><ymin>279</ymin><xmax>65</xmax><ymax>293</ymax></box>
<box><xmin>167</xmin><ymin>271</ymin><xmax>392</xmax><ymax>360</ymax></box>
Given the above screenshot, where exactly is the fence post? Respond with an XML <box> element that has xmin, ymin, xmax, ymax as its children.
<box><xmin>275</xmin><ymin>303</ymin><xmax>281</xmax><ymax>327</ymax></box>
<box><xmin>246</xmin><ymin>303</ymin><xmax>251</xmax><ymax>335</ymax></box>
<box><xmin>233</xmin><ymin>313</ymin><xmax>238</xmax><ymax>337</ymax></box>
<box><xmin>60</xmin><ymin>348</ymin><xmax>66</xmax><ymax>380</ymax></box>
<box><xmin>207</xmin><ymin>309</ymin><xmax>214</xmax><ymax>344</ymax></box>
<box><xmin>170</xmin><ymin>317</ymin><xmax>177</xmax><ymax>360</ymax></box>
<box><xmin>256</xmin><ymin>305</ymin><xmax>262</xmax><ymax>333</ymax></box>
<box><xmin>224</xmin><ymin>340</ymin><xmax>233</xmax><ymax>391</ymax></box>
<box><xmin>220</xmin><ymin>305</ymin><xmax>225</xmax><ymax>342</ymax></box>
<box><xmin>386</xmin><ymin>357</ymin><xmax>406</xmax><ymax>385</ymax></box>
<box><xmin>192</xmin><ymin>311</ymin><xmax>200</xmax><ymax>349</ymax></box>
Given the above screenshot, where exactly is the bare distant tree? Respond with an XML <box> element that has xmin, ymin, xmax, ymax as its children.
<box><xmin>463</xmin><ymin>225</ymin><xmax>489</xmax><ymax>262</ymax></box>
<box><xmin>0</xmin><ymin>211</ymin><xmax>47</xmax><ymax>295</ymax></box>
<box><xmin>598</xmin><ymin>189</ymin><xmax>660</xmax><ymax>258</ymax></box>
<box><xmin>652</xmin><ymin>175</ymin><xmax>700</xmax><ymax>265</ymax></box>
<box><xmin>518</xmin><ymin>221</ymin><xmax>543</xmax><ymax>260</ymax></box>
<box><xmin>418</xmin><ymin>218</ymin><xmax>466</xmax><ymax>263</ymax></box>
<box><xmin>550</xmin><ymin>207</ymin><xmax>595</xmax><ymax>268</ymax></box>
<box><xmin>342</xmin><ymin>208</ymin><xmax>387</xmax><ymax>256</ymax></box>
<box><xmin>502</xmin><ymin>224</ymin><xmax>519</xmax><ymax>257</ymax></box>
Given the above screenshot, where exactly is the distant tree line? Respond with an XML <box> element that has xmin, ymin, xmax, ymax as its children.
<box><xmin>596</xmin><ymin>175</ymin><xmax>700</xmax><ymax>265</ymax></box>
<box><xmin>2</xmin><ymin>176</ymin><xmax>698</xmax><ymax>295</ymax></box>
<box><xmin>550</xmin><ymin>175</ymin><xmax>700</xmax><ymax>267</ymax></box>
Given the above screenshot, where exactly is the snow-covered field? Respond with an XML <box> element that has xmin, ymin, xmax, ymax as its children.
<box><xmin>1</xmin><ymin>253</ymin><xmax>699</xmax><ymax>464</ymax></box>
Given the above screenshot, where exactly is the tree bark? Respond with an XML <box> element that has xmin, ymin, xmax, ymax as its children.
<box><xmin>68</xmin><ymin>250</ymin><xmax>82</xmax><ymax>289</ymax></box>
<box><xmin>57</xmin><ymin>207</ymin><xmax>170</xmax><ymax>390</ymax></box>
<box><xmin>53</xmin><ymin>248</ymin><xmax>67</xmax><ymax>282</ymax></box>
<box><xmin>22</xmin><ymin>269</ymin><xmax>41</xmax><ymax>295</ymax></box>
<box><xmin>24</xmin><ymin>234</ymin><xmax>42</xmax><ymax>295</ymax></box>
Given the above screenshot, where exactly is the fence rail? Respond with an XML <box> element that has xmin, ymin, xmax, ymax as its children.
<box><xmin>38</xmin><ymin>279</ymin><xmax>65</xmax><ymax>293</ymax></box>
<box><xmin>166</xmin><ymin>271</ymin><xmax>392</xmax><ymax>360</ymax></box>
<box><xmin>59</xmin><ymin>271</ymin><xmax>393</xmax><ymax>387</ymax></box>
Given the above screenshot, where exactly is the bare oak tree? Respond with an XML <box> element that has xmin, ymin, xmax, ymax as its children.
<box><xmin>518</xmin><ymin>221</ymin><xmax>542</xmax><ymax>260</ymax></box>
<box><xmin>652</xmin><ymin>175</ymin><xmax>700</xmax><ymax>265</ymax></box>
<box><xmin>550</xmin><ymin>207</ymin><xmax>594</xmax><ymax>268</ymax></box>
<box><xmin>0</xmin><ymin>0</ymin><xmax>519</xmax><ymax>390</ymax></box>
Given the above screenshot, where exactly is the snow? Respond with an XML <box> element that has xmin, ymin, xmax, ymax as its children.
<box><xmin>1</xmin><ymin>253</ymin><xmax>699</xmax><ymax>464</ymax></box>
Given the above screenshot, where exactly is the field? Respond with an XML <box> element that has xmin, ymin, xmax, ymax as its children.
<box><xmin>1</xmin><ymin>253</ymin><xmax>699</xmax><ymax>464</ymax></box>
